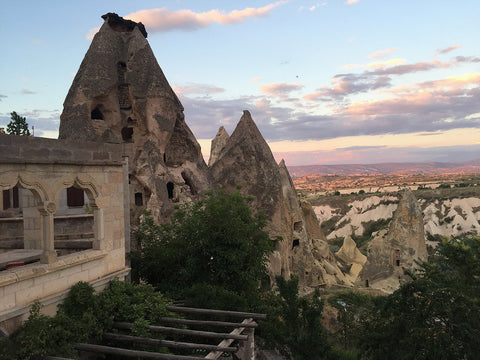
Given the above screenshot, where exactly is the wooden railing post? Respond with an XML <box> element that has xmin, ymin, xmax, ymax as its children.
<box><xmin>235</xmin><ymin>323</ymin><xmax>255</xmax><ymax>360</ymax></box>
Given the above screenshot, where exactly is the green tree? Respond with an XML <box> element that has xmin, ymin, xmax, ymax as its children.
<box><xmin>258</xmin><ymin>275</ymin><xmax>334</xmax><ymax>360</ymax></box>
<box><xmin>328</xmin><ymin>290</ymin><xmax>377</xmax><ymax>353</ymax></box>
<box><xmin>7</xmin><ymin>111</ymin><xmax>31</xmax><ymax>136</ymax></box>
<box><xmin>362</xmin><ymin>235</ymin><xmax>480</xmax><ymax>360</ymax></box>
<box><xmin>130</xmin><ymin>189</ymin><xmax>273</xmax><ymax>306</ymax></box>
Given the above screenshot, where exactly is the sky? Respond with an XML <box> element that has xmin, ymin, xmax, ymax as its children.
<box><xmin>0</xmin><ymin>0</ymin><xmax>479</xmax><ymax>166</ymax></box>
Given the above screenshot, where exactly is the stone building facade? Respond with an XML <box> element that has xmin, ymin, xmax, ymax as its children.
<box><xmin>0</xmin><ymin>135</ymin><xmax>130</xmax><ymax>335</ymax></box>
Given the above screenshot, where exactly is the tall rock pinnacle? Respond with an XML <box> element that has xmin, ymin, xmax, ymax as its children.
<box><xmin>211</xmin><ymin>111</ymin><xmax>344</xmax><ymax>287</ymax></box>
<box><xmin>359</xmin><ymin>189</ymin><xmax>428</xmax><ymax>292</ymax></box>
<box><xmin>208</xmin><ymin>126</ymin><xmax>229</xmax><ymax>167</ymax></box>
<box><xmin>59</xmin><ymin>13</ymin><xmax>347</xmax><ymax>289</ymax></box>
<box><xmin>59</xmin><ymin>13</ymin><xmax>210</xmax><ymax>223</ymax></box>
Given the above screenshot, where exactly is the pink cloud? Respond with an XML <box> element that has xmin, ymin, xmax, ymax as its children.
<box><xmin>368</xmin><ymin>48</ymin><xmax>398</xmax><ymax>59</ymax></box>
<box><xmin>341</xmin><ymin>73</ymin><xmax>480</xmax><ymax>117</ymax></box>
<box><xmin>345</xmin><ymin>0</ymin><xmax>359</xmax><ymax>4</ymax></box>
<box><xmin>86</xmin><ymin>2</ymin><xmax>286</xmax><ymax>38</ymax></box>
<box><xmin>260</xmin><ymin>82</ymin><xmax>304</xmax><ymax>98</ymax></box>
<box><xmin>172</xmin><ymin>83</ymin><xmax>225</xmax><ymax>96</ymax></box>
<box><xmin>125</xmin><ymin>2</ymin><xmax>286</xmax><ymax>33</ymax></box>
<box><xmin>370</xmin><ymin>60</ymin><xmax>451</xmax><ymax>75</ymax></box>
<box><xmin>435</xmin><ymin>45</ymin><xmax>462</xmax><ymax>56</ymax></box>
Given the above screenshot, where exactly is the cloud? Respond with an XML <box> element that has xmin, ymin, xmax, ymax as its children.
<box><xmin>21</xmin><ymin>89</ymin><xmax>36</xmax><ymax>95</ymax></box>
<box><xmin>465</xmin><ymin>112</ymin><xmax>480</xmax><ymax>120</ymax></box>
<box><xmin>455</xmin><ymin>56</ymin><xmax>480</xmax><ymax>63</ymax></box>
<box><xmin>339</xmin><ymin>74</ymin><xmax>480</xmax><ymax>128</ymax></box>
<box><xmin>259</xmin><ymin>82</ymin><xmax>304</xmax><ymax>99</ymax></box>
<box><xmin>274</xmin><ymin>144</ymin><xmax>480</xmax><ymax>166</ymax></box>
<box><xmin>127</xmin><ymin>2</ymin><xmax>285</xmax><ymax>32</ymax></box>
<box><xmin>368</xmin><ymin>60</ymin><xmax>451</xmax><ymax>76</ymax></box>
<box><xmin>345</xmin><ymin>0</ymin><xmax>359</xmax><ymax>4</ymax></box>
<box><xmin>251</xmin><ymin>77</ymin><xmax>263</xmax><ymax>83</ymax></box>
<box><xmin>435</xmin><ymin>45</ymin><xmax>461</xmax><ymax>56</ymax></box>
<box><xmin>172</xmin><ymin>83</ymin><xmax>225</xmax><ymax>96</ymax></box>
<box><xmin>304</xmin><ymin>73</ymin><xmax>391</xmax><ymax>101</ymax></box>
<box><xmin>0</xmin><ymin>95</ymin><xmax>6</xmax><ymax>101</ymax></box>
<box><xmin>173</xmin><ymin>71</ymin><xmax>480</xmax><ymax>150</ymax></box>
<box><xmin>0</xmin><ymin>109</ymin><xmax>61</xmax><ymax>138</ymax></box>
<box><xmin>343</xmin><ymin>58</ymin><xmax>406</xmax><ymax>69</ymax></box>
<box><xmin>369</xmin><ymin>48</ymin><xmax>398</xmax><ymax>59</ymax></box>
<box><xmin>87</xmin><ymin>2</ymin><xmax>286</xmax><ymax>39</ymax></box>
<box><xmin>86</xmin><ymin>27</ymin><xmax>101</xmax><ymax>40</ymax></box>
<box><xmin>306</xmin><ymin>59</ymin><xmax>458</xmax><ymax>102</ymax></box>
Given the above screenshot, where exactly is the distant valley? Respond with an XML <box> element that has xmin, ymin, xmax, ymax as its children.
<box><xmin>288</xmin><ymin>158</ymin><xmax>480</xmax><ymax>177</ymax></box>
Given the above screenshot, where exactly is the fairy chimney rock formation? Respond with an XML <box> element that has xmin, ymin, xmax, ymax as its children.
<box><xmin>59</xmin><ymin>13</ymin><xmax>348</xmax><ymax>289</ymax></box>
<box><xmin>59</xmin><ymin>13</ymin><xmax>211</xmax><ymax>223</ymax></box>
<box><xmin>211</xmin><ymin>112</ymin><xmax>347</xmax><ymax>287</ymax></box>
<box><xmin>359</xmin><ymin>189</ymin><xmax>428</xmax><ymax>292</ymax></box>
<box><xmin>208</xmin><ymin>126</ymin><xmax>229</xmax><ymax>167</ymax></box>
<box><xmin>211</xmin><ymin>110</ymin><xmax>282</xmax><ymax>219</ymax></box>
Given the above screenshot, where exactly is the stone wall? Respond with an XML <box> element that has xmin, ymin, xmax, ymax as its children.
<box><xmin>0</xmin><ymin>134</ymin><xmax>130</xmax><ymax>335</ymax></box>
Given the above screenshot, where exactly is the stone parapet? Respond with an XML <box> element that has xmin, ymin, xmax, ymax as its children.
<box><xmin>0</xmin><ymin>135</ymin><xmax>125</xmax><ymax>165</ymax></box>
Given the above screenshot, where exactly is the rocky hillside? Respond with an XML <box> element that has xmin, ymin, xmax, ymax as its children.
<box><xmin>307</xmin><ymin>186</ymin><xmax>480</xmax><ymax>252</ymax></box>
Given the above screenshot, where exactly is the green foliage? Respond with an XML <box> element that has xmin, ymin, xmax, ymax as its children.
<box><xmin>131</xmin><ymin>190</ymin><xmax>273</xmax><ymax>305</ymax></box>
<box><xmin>6</xmin><ymin>111</ymin><xmax>31</xmax><ymax>136</ymax></box>
<box><xmin>352</xmin><ymin>218</ymin><xmax>390</xmax><ymax>248</ymax></box>
<box><xmin>328</xmin><ymin>291</ymin><xmax>377</xmax><ymax>352</ymax></box>
<box><xmin>5</xmin><ymin>302</ymin><xmax>53</xmax><ymax>360</ymax></box>
<box><xmin>361</xmin><ymin>235</ymin><xmax>480</xmax><ymax>359</ymax></box>
<box><xmin>444</xmin><ymin>215</ymin><xmax>454</xmax><ymax>224</ymax></box>
<box><xmin>0</xmin><ymin>280</ymin><xmax>172</xmax><ymax>359</ymax></box>
<box><xmin>96</xmin><ymin>279</ymin><xmax>171</xmax><ymax>327</ymax></box>
<box><xmin>258</xmin><ymin>275</ymin><xmax>334</xmax><ymax>360</ymax></box>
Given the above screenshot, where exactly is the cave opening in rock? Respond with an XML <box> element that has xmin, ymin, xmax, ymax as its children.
<box><xmin>293</xmin><ymin>221</ymin><xmax>302</xmax><ymax>232</ymax></box>
<box><xmin>91</xmin><ymin>107</ymin><xmax>104</xmax><ymax>120</ymax></box>
<box><xmin>134</xmin><ymin>192</ymin><xmax>143</xmax><ymax>206</ymax></box>
<box><xmin>181</xmin><ymin>171</ymin><xmax>197</xmax><ymax>195</ymax></box>
<box><xmin>167</xmin><ymin>182</ymin><xmax>174</xmax><ymax>199</ymax></box>
<box><xmin>292</xmin><ymin>239</ymin><xmax>300</xmax><ymax>249</ymax></box>
<box><xmin>121</xmin><ymin>127</ymin><xmax>134</xmax><ymax>142</ymax></box>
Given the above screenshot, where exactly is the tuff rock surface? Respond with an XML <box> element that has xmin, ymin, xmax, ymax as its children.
<box><xmin>208</xmin><ymin>126</ymin><xmax>229</xmax><ymax>167</ymax></box>
<box><xmin>210</xmin><ymin>112</ymin><xmax>347</xmax><ymax>287</ymax></box>
<box><xmin>59</xmin><ymin>14</ymin><xmax>339</xmax><ymax>288</ymax></box>
<box><xmin>335</xmin><ymin>235</ymin><xmax>367</xmax><ymax>283</ymax></box>
<box><xmin>359</xmin><ymin>189</ymin><xmax>427</xmax><ymax>293</ymax></box>
<box><xmin>59</xmin><ymin>13</ymin><xmax>211</xmax><ymax>223</ymax></box>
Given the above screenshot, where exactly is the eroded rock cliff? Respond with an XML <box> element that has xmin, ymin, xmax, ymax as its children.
<box><xmin>359</xmin><ymin>189</ymin><xmax>427</xmax><ymax>292</ymax></box>
<box><xmin>59</xmin><ymin>13</ymin><xmax>211</xmax><ymax>224</ymax></box>
<box><xmin>59</xmin><ymin>14</ymin><xmax>338</xmax><ymax>288</ymax></box>
<box><xmin>210</xmin><ymin>112</ymin><xmax>347</xmax><ymax>287</ymax></box>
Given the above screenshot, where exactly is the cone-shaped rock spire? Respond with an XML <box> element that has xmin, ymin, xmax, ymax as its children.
<box><xmin>208</xmin><ymin>126</ymin><xmax>229</xmax><ymax>167</ymax></box>
<box><xmin>59</xmin><ymin>13</ymin><xmax>210</xmax><ymax>223</ymax></box>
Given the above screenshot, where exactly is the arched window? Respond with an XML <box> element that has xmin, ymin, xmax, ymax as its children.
<box><xmin>66</xmin><ymin>187</ymin><xmax>84</xmax><ymax>207</ymax></box>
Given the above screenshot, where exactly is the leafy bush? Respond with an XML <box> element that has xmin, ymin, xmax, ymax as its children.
<box><xmin>0</xmin><ymin>280</ymin><xmax>172</xmax><ymax>359</ymax></box>
<box><xmin>360</xmin><ymin>235</ymin><xmax>480</xmax><ymax>359</ymax></box>
<box><xmin>257</xmin><ymin>275</ymin><xmax>337</xmax><ymax>360</ymax></box>
<box><xmin>131</xmin><ymin>190</ymin><xmax>273</xmax><ymax>306</ymax></box>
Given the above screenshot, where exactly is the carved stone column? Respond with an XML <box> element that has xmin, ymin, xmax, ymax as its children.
<box><xmin>39</xmin><ymin>201</ymin><xmax>57</xmax><ymax>263</ymax></box>
<box><xmin>92</xmin><ymin>203</ymin><xmax>104</xmax><ymax>250</ymax></box>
